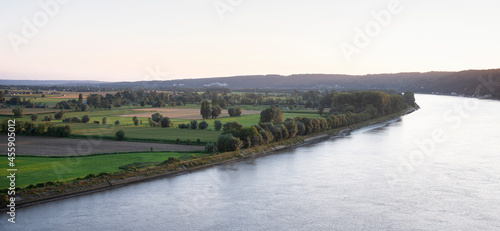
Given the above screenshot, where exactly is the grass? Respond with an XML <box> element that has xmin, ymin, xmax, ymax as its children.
<box><xmin>67</xmin><ymin>123</ymin><xmax>221</xmax><ymax>143</ymax></box>
<box><xmin>0</xmin><ymin>152</ymin><xmax>207</xmax><ymax>189</ymax></box>
<box><xmin>0</xmin><ymin>108</ymin><xmax>323</xmax><ymax>144</ymax></box>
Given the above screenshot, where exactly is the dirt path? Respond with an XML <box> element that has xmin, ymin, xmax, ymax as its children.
<box><xmin>0</xmin><ymin>135</ymin><xmax>204</xmax><ymax>156</ymax></box>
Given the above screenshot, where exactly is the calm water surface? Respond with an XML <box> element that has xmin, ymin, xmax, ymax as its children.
<box><xmin>2</xmin><ymin>95</ymin><xmax>500</xmax><ymax>230</ymax></box>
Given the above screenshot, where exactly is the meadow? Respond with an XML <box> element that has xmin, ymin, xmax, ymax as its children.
<box><xmin>2</xmin><ymin>92</ymin><xmax>321</xmax><ymax>144</ymax></box>
<box><xmin>0</xmin><ymin>152</ymin><xmax>208</xmax><ymax>188</ymax></box>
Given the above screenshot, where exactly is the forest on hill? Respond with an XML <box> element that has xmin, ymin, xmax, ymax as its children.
<box><xmin>1</xmin><ymin>69</ymin><xmax>499</xmax><ymax>98</ymax></box>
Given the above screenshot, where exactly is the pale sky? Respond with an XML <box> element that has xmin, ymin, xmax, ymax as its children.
<box><xmin>1</xmin><ymin>0</ymin><xmax>499</xmax><ymax>81</ymax></box>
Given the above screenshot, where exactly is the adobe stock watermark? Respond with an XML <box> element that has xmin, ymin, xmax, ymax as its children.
<box><xmin>340</xmin><ymin>0</ymin><xmax>404</xmax><ymax>63</ymax></box>
<box><xmin>387</xmin><ymin>74</ymin><xmax>500</xmax><ymax>188</ymax></box>
<box><xmin>178</xmin><ymin>169</ymin><xmax>231</xmax><ymax>216</ymax></box>
<box><xmin>141</xmin><ymin>65</ymin><xmax>171</xmax><ymax>89</ymax></box>
<box><xmin>213</xmin><ymin>0</ymin><xmax>243</xmax><ymax>20</ymax></box>
<box><xmin>7</xmin><ymin>0</ymin><xmax>71</xmax><ymax>53</ymax></box>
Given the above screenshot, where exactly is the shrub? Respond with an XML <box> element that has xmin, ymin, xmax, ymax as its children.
<box><xmin>211</xmin><ymin>106</ymin><xmax>222</xmax><ymax>118</ymax></box>
<box><xmin>151</xmin><ymin>113</ymin><xmax>163</xmax><ymax>122</ymax></box>
<box><xmin>198</xmin><ymin>121</ymin><xmax>208</xmax><ymax>130</ymax></box>
<box><xmin>205</xmin><ymin>143</ymin><xmax>217</xmax><ymax>153</ymax></box>
<box><xmin>160</xmin><ymin>117</ymin><xmax>172</xmax><ymax>128</ymax></box>
<box><xmin>102</xmin><ymin>117</ymin><xmax>107</xmax><ymax>124</ymax></box>
<box><xmin>228</xmin><ymin>107</ymin><xmax>242</xmax><ymax>117</ymax></box>
<box><xmin>12</xmin><ymin>107</ymin><xmax>23</xmax><ymax>118</ymax></box>
<box><xmin>31</xmin><ymin>114</ymin><xmax>38</xmax><ymax>121</ymax></box>
<box><xmin>71</xmin><ymin>117</ymin><xmax>82</xmax><ymax>123</ymax></box>
<box><xmin>217</xmin><ymin>134</ymin><xmax>243</xmax><ymax>152</ymax></box>
<box><xmin>284</xmin><ymin>120</ymin><xmax>298</xmax><ymax>139</ymax></box>
<box><xmin>214</xmin><ymin>120</ymin><xmax>222</xmax><ymax>131</ymax></box>
<box><xmin>260</xmin><ymin>106</ymin><xmax>283</xmax><ymax>123</ymax></box>
<box><xmin>133</xmin><ymin>116</ymin><xmax>139</xmax><ymax>126</ymax></box>
<box><xmin>178</xmin><ymin>123</ymin><xmax>189</xmax><ymax>129</ymax></box>
<box><xmin>152</xmin><ymin>100</ymin><xmax>165</xmax><ymax>108</ymax></box>
<box><xmin>82</xmin><ymin>115</ymin><xmax>90</xmax><ymax>123</ymax></box>
<box><xmin>80</xmin><ymin>103</ymin><xmax>89</xmax><ymax>111</ymax></box>
<box><xmin>186</xmin><ymin>140</ymin><xmax>192</xmax><ymax>145</ymax></box>
<box><xmin>115</xmin><ymin>130</ymin><xmax>125</xmax><ymax>140</ymax></box>
<box><xmin>84</xmin><ymin>174</ymin><xmax>97</xmax><ymax>180</ymax></box>
<box><xmin>63</xmin><ymin>118</ymin><xmax>70</xmax><ymax>123</ymax></box>
<box><xmin>190</xmin><ymin>120</ymin><xmax>198</xmax><ymax>130</ymax></box>
<box><xmin>54</xmin><ymin>110</ymin><xmax>65</xmax><ymax>119</ymax></box>
<box><xmin>43</xmin><ymin>115</ymin><xmax>52</xmax><ymax>121</ymax></box>
<box><xmin>115</xmin><ymin>120</ymin><xmax>120</xmax><ymax>125</ymax></box>
<box><xmin>175</xmin><ymin>138</ymin><xmax>181</xmax><ymax>144</ymax></box>
<box><xmin>161</xmin><ymin>157</ymin><xmax>180</xmax><ymax>165</ymax></box>
<box><xmin>223</xmin><ymin>121</ymin><xmax>243</xmax><ymax>135</ymax></box>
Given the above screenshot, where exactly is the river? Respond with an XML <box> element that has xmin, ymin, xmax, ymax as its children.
<box><xmin>2</xmin><ymin>94</ymin><xmax>500</xmax><ymax>230</ymax></box>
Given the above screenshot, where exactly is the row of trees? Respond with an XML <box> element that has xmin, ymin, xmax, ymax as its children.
<box><xmin>148</xmin><ymin>113</ymin><xmax>173</xmax><ymax>128</ymax></box>
<box><xmin>0</xmin><ymin>120</ymin><xmax>71</xmax><ymax>137</ymax></box>
<box><xmin>213</xmin><ymin>91</ymin><xmax>416</xmax><ymax>153</ymax></box>
<box><xmin>200</xmin><ymin>101</ymin><xmax>243</xmax><ymax>119</ymax></box>
<box><xmin>178</xmin><ymin>120</ymin><xmax>209</xmax><ymax>130</ymax></box>
<box><xmin>330</xmin><ymin>91</ymin><xmax>412</xmax><ymax>116</ymax></box>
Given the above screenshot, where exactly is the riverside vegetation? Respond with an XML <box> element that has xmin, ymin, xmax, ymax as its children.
<box><xmin>0</xmin><ymin>88</ymin><xmax>416</xmax><ymax>207</ymax></box>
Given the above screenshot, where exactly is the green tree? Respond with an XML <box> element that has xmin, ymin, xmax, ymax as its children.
<box><xmin>403</xmin><ymin>91</ymin><xmax>416</xmax><ymax>106</ymax></box>
<box><xmin>102</xmin><ymin>117</ymin><xmax>107</xmax><ymax>125</ymax></box>
<box><xmin>151</xmin><ymin>113</ymin><xmax>163</xmax><ymax>122</ymax></box>
<box><xmin>211</xmin><ymin>106</ymin><xmax>222</xmax><ymax>118</ymax></box>
<box><xmin>160</xmin><ymin>117</ymin><xmax>173</xmax><ymax>128</ymax></box>
<box><xmin>115</xmin><ymin>130</ymin><xmax>125</xmax><ymax>141</ymax></box>
<box><xmin>133</xmin><ymin>116</ymin><xmax>139</xmax><ymax>126</ymax></box>
<box><xmin>78</xmin><ymin>93</ymin><xmax>83</xmax><ymax>103</ymax></box>
<box><xmin>219</xmin><ymin>98</ymin><xmax>227</xmax><ymax>109</ymax></box>
<box><xmin>260</xmin><ymin>106</ymin><xmax>283</xmax><ymax>124</ymax></box>
<box><xmin>80</xmin><ymin>103</ymin><xmax>89</xmax><ymax>111</ymax></box>
<box><xmin>200</xmin><ymin>100</ymin><xmax>211</xmax><ymax>119</ymax></box>
<box><xmin>86</xmin><ymin>94</ymin><xmax>101</xmax><ymax>108</ymax></box>
<box><xmin>198</xmin><ymin>121</ymin><xmax>209</xmax><ymax>130</ymax></box>
<box><xmin>82</xmin><ymin>115</ymin><xmax>90</xmax><ymax>123</ymax></box>
<box><xmin>31</xmin><ymin>114</ymin><xmax>38</xmax><ymax>121</ymax></box>
<box><xmin>153</xmin><ymin>100</ymin><xmax>165</xmax><ymax>108</ymax></box>
<box><xmin>223</xmin><ymin>121</ymin><xmax>243</xmax><ymax>134</ymax></box>
<box><xmin>0</xmin><ymin>90</ymin><xmax>5</xmax><ymax>103</ymax></box>
<box><xmin>216</xmin><ymin>134</ymin><xmax>242</xmax><ymax>152</ymax></box>
<box><xmin>214</xmin><ymin>120</ymin><xmax>222</xmax><ymax>131</ymax></box>
<box><xmin>190</xmin><ymin>120</ymin><xmax>198</xmax><ymax>129</ymax></box>
<box><xmin>54</xmin><ymin>110</ymin><xmax>65</xmax><ymax>120</ymax></box>
<box><xmin>284</xmin><ymin>119</ymin><xmax>298</xmax><ymax>139</ymax></box>
<box><xmin>228</xmin><ymin>107</ymin><xmax>242</xmax><ymax>117</ymax></box>
<box><xmin>12</xmin><ymin>107</ymin><xmax>23</xmax><ymax>118</ymax></box>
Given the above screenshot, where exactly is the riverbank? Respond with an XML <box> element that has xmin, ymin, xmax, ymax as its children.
<box><xmin>1</xmin><ymin>107</ymin><xmax>418</xmax><ymax>211</ymax></box>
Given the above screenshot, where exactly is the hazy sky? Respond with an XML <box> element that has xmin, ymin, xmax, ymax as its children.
<box><xmin>1</xmin><ymin>0</ymin><xmax>499</xmax><ymax>81</ymax></box>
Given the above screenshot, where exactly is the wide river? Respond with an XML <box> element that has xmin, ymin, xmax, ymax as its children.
<box><xmin>2</xmin><ymin>95</ymin><xmax>500</xmax><ymax>230</ymax></box>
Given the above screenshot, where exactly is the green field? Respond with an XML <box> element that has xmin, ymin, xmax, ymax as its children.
<box><xmin>0</xmin><ymin>104</ymin><xmax>322</xmax><ymax>144</ymax></box>
<box><xmin>70</xmin><ymin>124</ymin><xmax>222</xmax><ymax>143</ymax></box>
<box><xmin>0</xmin><ymin>152</ymin><xmax>206</xmax><ymax>188</ymax></box>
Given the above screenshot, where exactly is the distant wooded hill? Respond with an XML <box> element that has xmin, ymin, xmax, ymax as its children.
<box><xmin>2</xmin><ymin>69</ymin><xmax>499</xmax><ymax>97</ymax></box>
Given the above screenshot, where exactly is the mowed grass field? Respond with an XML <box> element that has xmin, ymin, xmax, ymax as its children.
<box><xmin>70</xmin><ymin>124</ymin><xmax>222</xmax><ymax>143</ymax></box>
<box><xmin>0</xmin><ymin>152</ymin><xmax>207</xmax><ymax>189</ymax></box>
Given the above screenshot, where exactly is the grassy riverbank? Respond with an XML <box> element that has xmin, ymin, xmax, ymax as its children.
<box><xmin>0</xmin><ymin>152</ymin><xmax>208</xmax><ymax>189</ymax></box>
<box><xmin>0</xmin><ymin>107</ymin><xmax>416</xmax><ymax>209</ymax></box>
